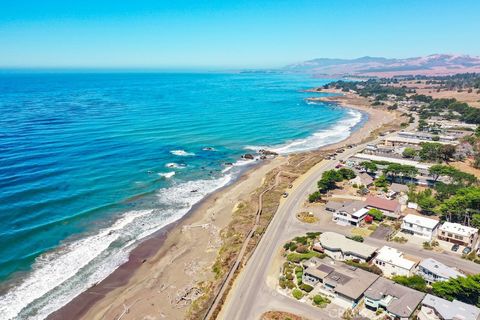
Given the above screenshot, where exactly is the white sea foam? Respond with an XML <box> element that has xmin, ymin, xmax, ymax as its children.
<box><xmin>0</xmin><ymin>175</ymin><xmax>232</xmax><ymax>320</ymax></box>
<box><xmin>246</xmin><ymin>109</ymin><xmax>363</xmax><ymax>154</ymax></box>
<box><xmin>158</xmin><ymin>171</ymin><xmax>176</xmax><ymax>178</ymax></box>
<box><xmin>165</xmin><ymin>162</ymin><xmax>186</xmax><ymax>169</ymax></box>
<box><xmin>170</xmin><ymin>149</ymin><xmax>195</xmax><ymax>156</ymax></box>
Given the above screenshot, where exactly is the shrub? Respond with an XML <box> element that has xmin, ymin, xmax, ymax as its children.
<box><xmin>392</xmin><ymin>236</ymin><xmax>408</xmax><ymax>244</ymax></box>
<box><xmin>293</xmin><ymin>236</ymin><xmax>308</xmax><ymax>245</ymax></box>
<box><xmin>288</xmin><ymin>243</ymin><xmax>298</xmax><ymax>251</ymax></box>
<box><xmin>299</xmin><ymin>283</ymin><xmax>313</xmax><ymax>292</ymax></box>
<box><xmin>308</xmin><ymin>191</ymin><xmax>322</xmax><ymax>203</ymax></box>
<box><xmin>312</xmin><ymin>294</ymin><xmax>331</xmax><ymax>307</ymax></box>
<box><xmin>287</xmin><ymin>252</ymin><xmax>325</xmax><ymax>263</ymax></box>
<box><xmin>368</xmin><ymin>208</ymin><xmax>384</xmax><ymax>221</ymax></box>
<box><xmin>423</xmin><ymin>241</ymin><xmax>433</xmax><ymax>250</ymax></box>
<box><xmin>306</xmin><ymin>232</ymin><xmax>321</xmax><ymax>239</ymax></box>
<box><xmin>292</xmin><ymin>288</ymin><xmax>304</xmax><ymax>300</ymax></box>
<box><xmin>285</xmin><ymin>280</ymin><xmax>296</xmax><ymax>289</ymax></box>
<box><xmin>349</xmin><ymin>235</ymin><xmax>364</xmax><ymax>242</ymax></box>
<box><xmin>285</xmin><ymin>273</ymin><xmax>294</xmax><ymax>281</ymax></box>
<box><xmin>295</xmin><ymin>245</ymin><xmax>309</xmax><ymax>253</ymax></box>
<box><xmin>294</xmin><ymin>266</ymin><xmax>303</xmax><ymax>273</ymax></box>
<box><xmin>345</xmin><ymin>260</ymin><xmax>382</xmax><ymax>275</ymax></box>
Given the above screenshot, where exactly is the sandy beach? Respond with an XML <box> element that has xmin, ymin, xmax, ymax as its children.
<box><xmin>48</xmin><ymin>89</ymin><xmax>400</xmax><ymax>320</ymax></box>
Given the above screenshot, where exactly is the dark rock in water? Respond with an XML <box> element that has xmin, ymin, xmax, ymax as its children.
<box><xmin>242</xmin><ymin>153</ymin><xmax>255</xmax><ymax>160</ymax></box>
<box><xmin>203</xmin><ymin>147</ymin><xmax>215</xmax><ymax>151</ymax></box>
<box><xmin>191</xmin><ymin>189</ymin><xmax>198</xmax><ymax>193</ymax></box>
<box><xmin>260</xmin><ymin>155</ymin><xmax>267</xmax><ymax>160</ymax></box>
<box><xmin>224</xmin><ymin>162</ymin><xmax>233</xmax><ymax>166</ymax></box>
<box><xmin>258</xmin><ymin>149</ymin><xmax>278</xmax><ymax>156</ymax></box>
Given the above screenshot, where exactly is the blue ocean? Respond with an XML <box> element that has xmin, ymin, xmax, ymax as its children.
<box><xmin>0</xmin><ymin>72</ymin><xmax>363</xmax><ymax>319</ymax></box>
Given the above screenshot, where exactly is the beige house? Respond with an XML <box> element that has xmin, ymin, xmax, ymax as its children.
<box><xmin>437</xmin><ymin>222</ymin><xmax>478</xmax><ymax>248</ymax></box>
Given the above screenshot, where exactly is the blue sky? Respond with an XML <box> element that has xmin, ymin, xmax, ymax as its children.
<box><xmin>1</xmin><ymin>0</ymin><xmax>479</xmax><ymax>69</ymax></box>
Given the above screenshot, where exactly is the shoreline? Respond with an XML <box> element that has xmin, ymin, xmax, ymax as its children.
<box><xmin>47</xmin><ymin>89</ymin><xmax>400</xmax><ymax>320</ymax></box>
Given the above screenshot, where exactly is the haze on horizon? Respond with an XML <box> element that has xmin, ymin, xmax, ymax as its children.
<box><xmin>1</xmin><ymin>0</ymin><xmax>480</xmax><ymax>70</ymax></box>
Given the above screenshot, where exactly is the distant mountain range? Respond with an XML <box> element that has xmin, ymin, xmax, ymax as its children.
<box><xmin>284</xmin><ymin>54</ymin><xmax>480</xmax><ymax>77</ymax></box>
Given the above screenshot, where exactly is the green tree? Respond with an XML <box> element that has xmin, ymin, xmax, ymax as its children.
<box><xmin>437</xmin><ymin>187</ymin><xmax>480</xmax><ymax>225</ymax></box>
<box><xmin>361</xmin><ymin>161</ymin><xmax>378</xmax><ymax>173</ymax></box>
<box><xmin>402</xmin><ymin>147</ymin><xmax>417</xmax><ymax>159</ymax></box>
<box><xmin>374</xmin><ymin>175</ymin><xmax>388</xmax><ymax>188</ymax></box>
<box><xmin>308</xmin><ymin>191</ymin><xmax>322</xmax><ymax>203</ymax></box>
<box><xmin>419</xmin><ymin>142</ymin><xmax>444</xmax><ymax>162</ymax></box>
<box><xmin>432</xmin><ymin>274</ymin><xmax>480</xmax><ymax>307</ymax></box>
<box><xmin>441</xmin><ymin>144</ymin><xmax>456</xmax><ymax>162</ymax></box>
<box><xmin>368</xmin><ymin>208</ymin><xmax>384</xmax><ymax>221</ymax></box>
<box><xmin>392</xmin><ymin>275</ymin><xmax>427</xmax><ymax>292</ymax></box>
<box><xmin>338</xmin><ymin>168</ymin><xmax>357</xmax><ymax>180</ymax></box>
<box><xmin>472</xmin><ymin>213</ymin><xmax>480</xmax><ymax>228</ymax></box>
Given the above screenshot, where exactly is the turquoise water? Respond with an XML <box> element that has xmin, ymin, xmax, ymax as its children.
<box><xmin>0</xmin><ymin>72</ymin><xmax>363</xmax><ymax>319</ymax></box>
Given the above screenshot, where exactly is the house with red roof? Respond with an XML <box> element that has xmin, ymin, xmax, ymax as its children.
<box><xmin>365</xmin><ymin>196</ymin><xmax>401</xmax><ymax>219</ymax></box>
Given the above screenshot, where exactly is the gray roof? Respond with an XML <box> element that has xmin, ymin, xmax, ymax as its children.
<box><xmin>419</xmin><ymin>258</ymin><xmax>464</xmax><ymax>280</ymax></box>
<box><xmin>422</xmin><ymin>294</ymin><xmax>480</xmax><ymax>320</ymax></box>
<box><xmin>323</xmin><ymin>264</ymin><xmax>379</xmax><ymax>300</ymax></box>
<box><xmin>390</xmin><ymin>183</ymin><xmax>409</xmax><ymax>193</ymax></box>
<box><xmin>358</xmin><ymin>173</ymin><xmax>374</xmax><ymax>186</ymax></box>
<box><xmin>304</xmin><ymin>264</ymin><xmax>335</xmax><ymax>280</ymax></box>
<box><xmin>364</xmin><ymin>278</ymin><xmax>425</xmax><ymax>318</ymax></box>
<box><xmin>339</xmin><ymin>200</ymin><xmax>367</xmax><ymax>215</ymax></box>
<box><xmin>325</xmin><ymin>200</ymin><xmax>345</xmax><ymax>211</ymax></box>
<box><xmin>304</xmin><ymin>258</ymin><xmax>379</xmax><ymax>301</ymax></box>
<box><xmin>320</xmin><ymin>232</ymin><xmax>378</xmax><ymax>260</ymax></box>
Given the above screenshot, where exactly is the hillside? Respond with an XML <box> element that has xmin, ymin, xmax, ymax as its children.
<box><xmin>284</xmin><ymin>54</ymin><xmax>480</xmax><ymax>77</ymax></box>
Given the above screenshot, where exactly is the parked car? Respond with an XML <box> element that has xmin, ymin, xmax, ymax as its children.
<box><xmin>451</xmin><ymin>244</ymin><xmax>460</xmax><ymax>252</ymax></box>
<box><xmin>462</xmin><ymin>247</ymin><xmax>472</xmax><ymax>255</ymax></box>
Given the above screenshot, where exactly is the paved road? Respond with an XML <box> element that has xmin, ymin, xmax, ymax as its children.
<box><xmin>219</xmin><ymin>114</ymin><xmax>480</xmax><ymax>320</ymax></box>
<box><xmin>219</xmin><ymin>144</ymin><xmax>367</xmax><ymax>320</ymax></box>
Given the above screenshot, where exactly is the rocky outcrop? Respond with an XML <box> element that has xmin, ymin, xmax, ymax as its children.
<box><xmin>258</xmin><ymin>149</ymin><xmax>278</xmax><ymax>156</ymax></box>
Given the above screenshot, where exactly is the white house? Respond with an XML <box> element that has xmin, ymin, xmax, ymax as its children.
<box><xmin>419</xmin><ymin>294</ymin><xmax>480</xmax><ymax>320</ymax></box>
<box><xmin>401</xmin><ymin>214</ymin><xmax>439</xmax><ymax>240</ymax></box>
<box><xmin>373</xmin><ymin>246</ymin><xmax>417</xmax><ymax>277</ymax></box>
<box><xmin>417</xmin><ymin>258</ymin><xmax>464</xmax><ymax>285</ymax></box>
<box><xmin>437</xmin><ymin>222</ymin><xmax>479</xmax><ymax>248</ymax></box>
<box><xmin>332</xmin><ymin>200</ymin><xmax>368</xmax><ymax>226</ymax></box>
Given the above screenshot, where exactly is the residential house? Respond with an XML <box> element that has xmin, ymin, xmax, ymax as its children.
<box><xmin>373</xmin><ymin>246</ymin><xmax>417</xmax><ymax>277</ymax></box>
<box><xmin>418</xmin><ymin>294</ymin><xmax>480</xmax><ymax>320</ymax></box>
<box><xmin>390</xmin><ymin>182</ymin><xmax>409</xmax><ymax>194</ymax></box>
<box><xmin>325</xmin><ymin>200</ymin><xmax>345</xmax><ymax>213</ymax></box>
<box><xmin>397</xmin><ymin>131</ymin><xmax>457</xmax><ymax>144</ymax></box>
<box><xmin>350</xmin><ymin>172</ymin><xmax>374</xmax><ymax>187</ymax></box>
<box><xmin>401</xmin><ymin>214</ymin><xmax>439</xmax><ymax>240</ymax></box>
<box><xmin>384</xmin><ymin>131</ymin><xmax>459</xmax><ymax>147</ymax></box>
<box><xmin>437</xmin><ymin>222</ymin><xmax>479</xmax><ymax>248</ymax></box>
<box><xmin>417</xmin><ymin>258</ymin><xmax>464</xmax><ymax>285</ymax></box>
<box><xmin>302</xmin><ymin>257</ymin><xmax>379</xmax><ymax>308</ymax></box>
<box><xmin>387</xmin><ymin>183</ymin><xmax>410</xmax><ymax>200</ymax></box>
<box><xmin>365</xmin><ymin>195</ymin><xmax>402</xmax><ymax>219</ymax></box>
<box><xmin>364</xmin><ymin>277</ymin><xmax>426</xmax><ymax>320</ymax></box>
<box><xmin>319</xmin><ymin>232</ymin><xmax>378</xmax><ymax>263</ymax></box>
<box><xmin>351</xmin><ymin>153</ymin><xmax>431</xmax><ymax>175</ymax></box>
<box><xmin>332</xmin><ymin>200</ymin><xmax>368</xmax><ymax>226</ymax></box>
